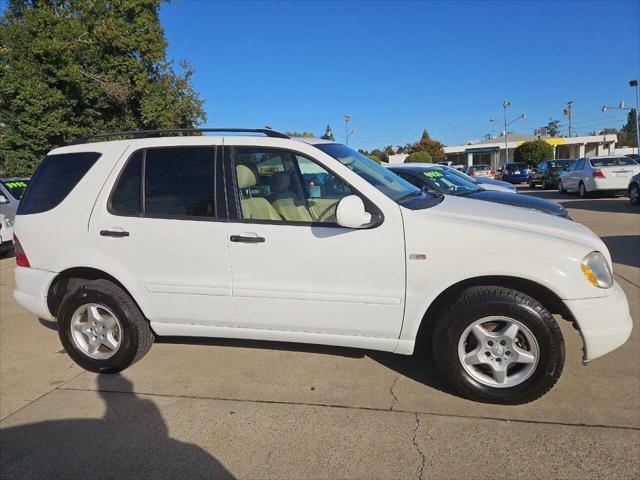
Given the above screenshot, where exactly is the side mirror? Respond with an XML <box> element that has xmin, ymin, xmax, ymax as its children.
<box><xmin>0</xmin><ymin>194</ymin><xmax>9</xmax><ymax>204</ymax></box>
<box><xmin>336</xmin><ymin>195</ymin><xmax>372</xmax><ymax>229</ymax></box>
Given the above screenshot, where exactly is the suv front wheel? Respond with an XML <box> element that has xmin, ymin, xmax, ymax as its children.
<box><xmin>432</xmin><ymin>286</ymin><xmax>565</xmax><ymax>404</ymax></box>
<box><xmin>57</xmin><ymin>279</ymin><xmax>154</xmax><ymax>373</ymax></box>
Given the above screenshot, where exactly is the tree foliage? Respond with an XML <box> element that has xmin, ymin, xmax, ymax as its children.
<box><xmin>0</xmin><ymin>0</ymin><xmax>206</xmax><ymax>176</ymax></box>
<box><xmin>320</xmin><ymin>124</ymin><xmax>334</xmax><ymax>141</ymax></box>
<box><xmin>513</xmin><ymin>140</ymin><xmax>553</xmax><ymax>166</ymax></box>
<box><xmin>409</xmin><ymin>130</ymin><xmax>445</xmax><ymax>161</ymax></box>
<box><xmin>405</xmin><ymin>151</ymin><xmax>433</xmax><ymax>163</ymax></box>
<box><xmin>621</xmin><ymin>108</ymin><xmax>638</xmax><ymax>147</ymax></box>
<box><xmin>284</xmin><ymin>131</ymin><xmax>315</xmax><ymax>138</ymax></box>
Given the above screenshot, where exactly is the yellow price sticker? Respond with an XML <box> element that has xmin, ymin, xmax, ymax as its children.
<box><xmin>423</xmin><ymin>171</ymin><xmax>443</xmax><ymax>179</ymax></box>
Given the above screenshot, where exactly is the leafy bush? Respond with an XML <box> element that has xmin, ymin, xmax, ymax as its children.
<box><xmin>405</xmin><ymin>151</ymin><xmax>433</xmax><ymax>163</ymax></box>
<box><xmin>513</xmin><ymin>140</ymin><xmax>554</xmax><ymax>167</ymax></box>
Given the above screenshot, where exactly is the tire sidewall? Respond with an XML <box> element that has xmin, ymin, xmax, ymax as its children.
<box><xmin>58</xmin><ymin>287</ymin><xmax>140</xmax><ymax>373</ymax></box>
<box><xmin>437</xmin><ymin>299</ymin><xmax>563</xmax><ymax>404</ymax></box>
<box><xmin>579</xmin><ymin>182</ymin><xmax>587</xmax><ymax>197</ymax></box>
<box><xmin>631</xmin><ymin>184</ymin><xmax>640</xmax><ymax>204</ymax></box>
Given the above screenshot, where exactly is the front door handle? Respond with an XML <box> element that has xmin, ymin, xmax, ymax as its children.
<box><xmin>100</xmin><ymin>230</ymin><xmax>130</xmax><ymax>238</ymax></box>
<box><xmin>230</xmin><ymin>235</ymin><xmax>265</xmax><ymax>243</ymax></box>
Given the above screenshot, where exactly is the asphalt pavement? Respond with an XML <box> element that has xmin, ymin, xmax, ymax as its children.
<box><xmin>1</xmin><ymin>187</ymin><xmax>638</xmax><ymax>479</ymax></box>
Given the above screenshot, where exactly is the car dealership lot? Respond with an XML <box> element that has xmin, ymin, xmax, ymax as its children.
<box><xmin>1</xmin><ymin>188</ymin><xmax>638</xmax><ymax>479</ymax></box>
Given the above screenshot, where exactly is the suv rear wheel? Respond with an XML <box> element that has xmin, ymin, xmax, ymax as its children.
<box><xmin>57</xmin><ymin>279</ymin><xmax>154</xmax><ymax>373</ymax></box>
<box><xmin>432</xmin><ymin>286</ymin><xmax>564</xmax><ymax>404</ymax></box>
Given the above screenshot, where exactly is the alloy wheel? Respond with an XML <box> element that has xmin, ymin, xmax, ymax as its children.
<box><xmin>70</xmin><ymin>303</ymin><xmax>122</xmax><ymax>359</ymax></box>
<box><xmin>457</xmin><ymin>316</ymin><xmax>539</xmax><ymax>388</ymax></box>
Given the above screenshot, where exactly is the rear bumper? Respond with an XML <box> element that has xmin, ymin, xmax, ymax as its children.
<box><xmin>13</xmin><ymin>267</ymin><xmax>56</xmax><ymax>320</ymax></box>
<box><xmin>565</xmin><ymin>281</ymin><xmax>633</xmax><ymax>362</ymax></box>
<box><xmin>503</xmin><ymin>174</ymin><xmax>529</xmax><ymax>183</ymax></box>
<box><xmin>588</xmin><ymin>177</ymin><xmax>630</xmax><ymax>191</ymax></box>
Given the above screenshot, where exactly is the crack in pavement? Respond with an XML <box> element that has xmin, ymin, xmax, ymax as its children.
<box><xmin>411</xmin><ymin>413</ymin><xmax>426</xmax><ymax>480</ymax></box>
<box><xmin>389</xmin><ymin>375</ymin><xmax>400</xmax><ymax>411</ymax></box>
<box><xmin>53</xmin><ymin>386</ymin><xmax>640</xmax><ymax>431</ymax></box>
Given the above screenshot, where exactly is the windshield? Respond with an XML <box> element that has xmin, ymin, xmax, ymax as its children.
<box><xmin>1</xmin><ymin>179</ymin><xmax>30</xmax><ymax>200</ymax></box>
<box><xmin>314</xmin><ymin>143</ymin><xmax>420</xmax><ymax>202</ymax></box>
<box><xmin>420</xmin><ymin>166</ymin><xmax>482</xmax><ymax>195</ymax></box>
<box><xmin>590</xmin><ymin>157</ymin><xmax>638</xmax><ymax>167</ymax></box>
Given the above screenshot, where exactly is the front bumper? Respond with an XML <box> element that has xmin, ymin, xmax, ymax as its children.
<box><xmin>13</xmin><ymin>266</ymin><xmax>57</xmax><ymax>320</ymax></box>
<box><xmin>564</xmin><ymin>281</ymin><xmax>633</xmax><ymax>362</ymax></box>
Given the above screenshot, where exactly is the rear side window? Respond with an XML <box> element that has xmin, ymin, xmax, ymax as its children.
<box><xmin>17</xmin><ymin>152</ymin><xmax>101</xmax><ymax>215</ymax></box>
<box><xmin>110</xmin><ymin>147</ymin><xmax>220</xmax><ymax>219</ymax></box>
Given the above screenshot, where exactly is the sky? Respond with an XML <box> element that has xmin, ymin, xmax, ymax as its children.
<box><xmin>158</xmin><ymin>0</ymin><xmax>639</xmax><ymax>150</ymax></box>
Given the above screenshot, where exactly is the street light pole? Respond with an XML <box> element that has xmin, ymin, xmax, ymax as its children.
<box><xmin>343</xmin><ymin>115</ymin><xmax>355</xmax><ymax>145</ymax></box>
<box><xmin>631</xmin><ymin>80</ymin><xmax>640</xmax><ymax>155</ymax></box>
<box><xmin>492</xmin><ymin>102</ymin><xmax>525</xmax><ymax>165</ymax></box>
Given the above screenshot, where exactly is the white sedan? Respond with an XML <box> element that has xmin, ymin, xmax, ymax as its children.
<box><xmin>558</xmin><ymin>156</ymin><xmax>640</xmax><ymax>197</ymax></box>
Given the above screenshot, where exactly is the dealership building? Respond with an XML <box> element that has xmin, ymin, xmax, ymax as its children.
<box><xmin>388</xmin><ymin>133</ymin><xmax>619</xmax><ymax>168</ymax></box>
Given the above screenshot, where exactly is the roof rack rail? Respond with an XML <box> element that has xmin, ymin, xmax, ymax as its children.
<box><xmin>70</xmin><ymin>128</ymin><xmax>290</xmax><ymax>145</ymax></box>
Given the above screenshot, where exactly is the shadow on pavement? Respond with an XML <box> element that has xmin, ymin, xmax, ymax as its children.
<box><xmin>602</xmin><ymin>235</ymin><xmax>640</xmax><ymax>269</ymax></box>
<box><xmin>0</xmin><ymin>375</ymin><xmax>235</xmax><ymax>479</ymax></box>
<box><xmin>157</xmin><ymin>336</ymin><xmax>455</xmax><ymax>397</ymax></box>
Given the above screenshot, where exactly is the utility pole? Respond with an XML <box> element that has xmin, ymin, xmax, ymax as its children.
<box><xmin>631</xmin><ymin>80</ymin><xmax>639</xmax><ymax>154</ymax></box>
<box><xmin>343</xmin><ymin>115</ymin><xmax>355</xmax><ymax>145</ymax></box>
<box><xmin>564</xmin><ymin>101</ymin><xmax>573</xmax><ymax>137</ymax></box>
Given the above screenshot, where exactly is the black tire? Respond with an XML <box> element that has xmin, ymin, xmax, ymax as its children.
<box><xmin>558</xmin><ymin>180</ymin><xmax>566</xmax><ymax>194</ymax></box>
<box><xmin>57</xmin><ymin>279</ymin><xmax>154</xmax><ymax>373</ymax></box>
<box><xmin>630</xmin><ymin>183</ymin><xmax>640</xmax><ymax>205</ymax></box>
<box><xmin>579</xmin><ymin>181</ymin><xmax>589</xmax><ymax>198</ymax></box>
<box><xmin>528</xmin><ymin>178</ymin><xmax>535</xmax><ymax>188</ymax></box>
<box><xmin>432</xmin><ymin>286</ymin><xmax>565</xmax><ymax>405</ymax></box>
<box><xmin>541</xmin><ymin>178</ymin><xmax>548</xmax><ymax>190</ymax></box>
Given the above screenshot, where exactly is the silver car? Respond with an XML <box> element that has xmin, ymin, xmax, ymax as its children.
<box><xmin>558</xmin><ymin>156</ymin><xmax>640</xmax><ymax>197</ymax></box>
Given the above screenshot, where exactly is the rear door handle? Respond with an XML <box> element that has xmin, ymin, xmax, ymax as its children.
<box><xmin>100</xmin><ymin>230</ymin><xmax>130</xmax><ymax>238</ymax></box>
<box><xmin>230</xmin><ymin>235</ymin><xmax>265</xmax><ymax>243</ymax></box>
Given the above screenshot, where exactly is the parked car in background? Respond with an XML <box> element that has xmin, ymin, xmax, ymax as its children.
<box><xmin>439</xmin><ymin>165</ymin><xmax>517</xmax><ymax>193</ymax></box>
<box><xmin>0</xmin><ymin>177</ymin><xmax>30</xmax><ymax>224</ymax></box>
<box><xmin>528</xmin><ymin>159</ymin><xmax>574</xmax><ymax>189</ymax></box>
<box><xmin>12</xmin><ymin>130</ymin><xmax>632</xmax><ymax>405</ymax></box>
<box><xmin>558</xmin><ymin>156</ymin><xmax>640</xmax><ymax>197</ymax></box>
<box><xmin>628</xmin><ymin>172</ymin><xmax>640</xmax><ymax>205</ymax></box>
<box><xmin>387</xmin><ymin>164</ymin><xmax>569</xmax><ymax>217</ymax></box>
<box><xmin>0</xmin><ymin>213</ymin><xmax>14</xmax><ymax>257</ymax></box>
<box><xmin>499</xmin><ymin>162</ymin><xmax>530</xmax><ymax>184</ymax></box>
<box><xmin>465</xmin><ymin>164</ymin><xmax>493</xmax><ymax>177</ymax></box>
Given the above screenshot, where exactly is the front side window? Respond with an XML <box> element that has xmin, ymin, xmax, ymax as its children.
<box><xmin>313</xmin><ymin>143</ymin><xmax>419</xmax><ymax>203</ymax></box>
<box><xmin>232</xmin><ymin>148</ymin><xmax>353</xmax><ymax>223</ymax></box>
<box><xmin>110</xmin><ymin>147</ymin><xmax>218</xmax><ymax>219</ymax></box>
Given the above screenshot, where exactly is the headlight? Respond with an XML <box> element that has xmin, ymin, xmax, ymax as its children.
<box><xmin>580</xmin><ymin>251</ymin><xmax>613</xmax><ymax>289</ymax></box>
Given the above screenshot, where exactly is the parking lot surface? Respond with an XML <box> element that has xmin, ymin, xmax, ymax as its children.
<box><xmin>1</xmin><ymin>187</ymin><xmax>639</xmax><ymax>479</ymax></box>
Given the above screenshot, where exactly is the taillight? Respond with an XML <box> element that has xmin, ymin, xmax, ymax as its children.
<box><xmin>549</xmin><ymin>167</ymin><xmax>556</xmax><ymax>174</ymax></box>
<box><xmin>592</xmin><ymin>170</ymin><xmax>605</xmax><ymax>178</ymax></box>
<box><xmin>468</xmin><ymin>171</ymin><xmax>475</xmax><ymax>176</ymax></box>
<box><xmin>13</xmin><ymin>234</ymin><xmax>30</xmax><ymax>268</ymax></box>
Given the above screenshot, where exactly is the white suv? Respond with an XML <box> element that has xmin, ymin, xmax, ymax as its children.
<box><xmin>13</xmin><ymin>129</ymin><xmax>632</xmax><ymax>404</ymax></box>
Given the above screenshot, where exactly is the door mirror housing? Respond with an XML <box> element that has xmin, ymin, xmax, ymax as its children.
<box><xmin>0</xmin><ymin>194</ymin><xmax>9</xmax><ymax>204</ymax></box>
<box><xmin>336</xmin><ymin>195</ymin><xmax>372</xmax><ymax>229</ymax></box>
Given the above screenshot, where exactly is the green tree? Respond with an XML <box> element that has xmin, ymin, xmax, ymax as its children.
<box><xmin>285</xmin><ymin>131</ymin><xmax>315</xmax><ymax>138</ymax></box>
<box><xmin>0</xmin><ymin>0</ymin><xmax>206</xmax><ymax>176</ymax></box>
<box><xmin>405</xmin><ymin>151</ymin><xmax>433</xmax><ymax>163</ymax></box>
<box><xmin>513</xmin><ymin>140</ymin><xmax>554</xmax><ymax>167</ymax></box>
<box><xmin>621</xmin><ymin>108</ymin><xmax>638</xmax><ymax>147</ymax></box>
<box><xmin>546</xmin><ymin>119</ymin><xmax>560</xmax><ymax>137</ymax></box>
<box><xmin>409</xmin><ymin>130</ymin><xmax>445</xmax><ymax>161</ymax></box>
<box><xmin>320</xmin><ymin>124</ymin><xmax>334</xmax><ymax>141</ymax></box>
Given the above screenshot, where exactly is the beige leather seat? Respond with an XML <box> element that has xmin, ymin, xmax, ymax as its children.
<box><xmin>236</xmin><ymin>164</ymin><xmax>282</xmax><ymax>221</ymax></box>
<box><xmin>269</xmin><ymin>172</ymin><xmax>313</xmax><ymax>222</ymax></box>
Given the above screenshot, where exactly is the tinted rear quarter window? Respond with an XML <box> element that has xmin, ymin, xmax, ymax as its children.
<box><xmin>17</xmin><ymin>152</ymin><xmax>101</xmax><ymax>215</ymax></box>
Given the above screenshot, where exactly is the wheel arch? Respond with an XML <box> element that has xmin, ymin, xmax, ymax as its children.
<box><xmin>414</xmin><ymin>275</ymin><xmax>577</xmax><ymax>350</ymax></box>
<box><xmin>47</xmin><ymin>267</ymin><xmax>147</xmax><ymax>320</ymax></box>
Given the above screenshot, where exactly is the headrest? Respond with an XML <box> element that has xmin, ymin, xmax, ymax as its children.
<box><xmin>236</xmin><ymin>164</ymin><xmax>259</xmax><ymax>189</ymax></box>
<box><xmin>270</xmin><ymin>172</ymin><xmax>291</xmax><ymax>193</ymax></box>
